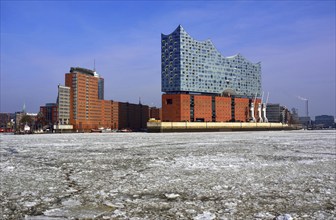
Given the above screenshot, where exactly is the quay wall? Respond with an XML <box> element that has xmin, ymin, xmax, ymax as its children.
<box><xmin>147</xmin><ymin>122</ymin><xmax>301</xmax><ymax>132</ymax></box>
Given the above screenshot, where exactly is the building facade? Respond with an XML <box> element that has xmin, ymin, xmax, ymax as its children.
<box><xmin>149</xmin><ymin>107</ymin><xmax>162</xmax><ymax>120</ymax></box>
<box><xmin>161</xmin><ymin>25</ymin><xmax>263</xmax><ymax>123</ymax></box>
<box><xmin>62</xmin><ymin>67</ymin><xmax>149</xmax><ymax>131</ymax></box>
<box><xmin>65</xmin><ymin>67</ymin><xmax>111</xmax><ymax>131</ymax></box>
<box><xmin>57</xmin><ymin>85</ymin><xmax>71</xmax><ymax>125</ymax></box>
<box><xmin>266</xmin><ymin>104</ymin><xmax>282</xmax><ymax>123</ymax></box>
<box><xmin>162</xmin><ymin>94</ymin><xmax>261</xmax><ymax>122</ymax></box>
<box><xmin>0</xmin><ymin>113</ymin><xmax>15</xmax><ymax>132</ymax></box>
<box><xmin>98</xmin><ymin>77</ymin><xmax>104</xmax><ymax>100</ymax></box>
<box><xmin>161</xmin><ymin>25</ymin><xmax>261</xmax><ymax>97</ymax></box>
<box><xmin>266</xmin><ymin>104</ymin><xmax>291</xmax><ymax>123</ymax></box>
<box><xmin>116</xmin><ymin>102</ymin><xmax>149</xmax><ymax>131</ymax></box>
<box><xmin>40</xmin><ymin>103</ymin><xmax>58</xmax><ymax>126</ymax></box>
<box><xmin>315</xmin><ymin>115</ymin><xmax>335</xmax><ymax>128</ymax></box>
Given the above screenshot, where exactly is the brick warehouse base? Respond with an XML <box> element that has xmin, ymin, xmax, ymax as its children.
<box><xmin>162</xmin><ymin>94</ymin><xmax>261</xmax><ymax>123</ymax></box>
<box><xmin>147</xmin><ymin>122</ymin><xmax>302</xmax><ymax>132</ymax></box>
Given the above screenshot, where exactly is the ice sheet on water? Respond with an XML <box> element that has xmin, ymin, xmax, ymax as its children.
<box><xmin>164</xmin><ymin>193</ymin><xmax>180</xmax><ymax>199</ymax></box>
<box><xmin>275</xmin><ymin>214</ymin><xmax>293</xmax><ymax>220</ymax></box>
<box><xmin>24</xmin><ymin>216</ymin><xmax>67</xmax><ymax>220</ymax></box>
<box><xmin>194</xmin><ymin>211</ymin><xmax>216</xmax><ymax>220</ymax></box>
<box><xmin>1</xmin><ymin>130</ymin><xmax>335</xmax><ymax>219</ymax></box>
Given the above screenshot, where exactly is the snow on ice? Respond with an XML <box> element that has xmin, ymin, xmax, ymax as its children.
<box><xmin>0</xmin><ymin>130</ymin><xmax>335</xmax><ymax>219</ymax></box>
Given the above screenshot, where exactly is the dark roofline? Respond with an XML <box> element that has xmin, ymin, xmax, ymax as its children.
<box><xmin>70</xmin><ymin>67</ymin><xmax>95</xmax><ymax>76</ymax></box>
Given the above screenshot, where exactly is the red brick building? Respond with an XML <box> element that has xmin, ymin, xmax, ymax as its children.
<box><xmin>234</xmin><ymin>97</ymin><xmax>249</xmax><ymax>122</ymax></box>
<box><xmin>115</xmin><ymin>102</ymin><xmax>149</xmax><ymax>131</ymax></box>
<box><xmin>215</xmin><ymin>97</ymin><xmax>232</xmax><ymax>122</ymax></box>
<box><xmin>65</xmin><ymin>67</ymin><xmax>113</xmax><ymax>131</ymax></box>
<box><xmin>194</xmin><ymin>95</ymin><xmax>212</xmax><ymax>122</ymax></box>
<box><xmin>100</xmin><ymin>100</ymin><xmax>113</xmax><ymax>129</ymax></box>
<box><xmin>60</xmin><ymin>67</ymin><xmax>150</xmax><ymax>131</ymax></box>
<box><xmin>39</xmin><ymin>103</ymin><xmax>58</xmax><ymax>125</ymax></box>
<box><xmin>162</xmin><ymin>94</ymin><xmax>190</xmax><ymax>122</ymax></box>
<box><xmin>149</xmin><ymin>107</ymin><xmax>161</xmax><ymax>120</ymax></box>
<box><xmin>111</xmin><ymin>101</ymin><xmax>119</xmax><ymax>130</ymax></box>
<box><xmin>162</xmin><ymin>94</ymin><xmax>261</xmax><ymax>123</ymax></box>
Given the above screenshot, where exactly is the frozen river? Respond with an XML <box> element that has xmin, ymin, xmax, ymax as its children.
<box><xmin>1</xmin><ymin>130</ymin><xmax>335</xmax><ymax>219</ymax></box>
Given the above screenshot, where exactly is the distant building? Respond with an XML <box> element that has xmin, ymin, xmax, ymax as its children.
<box><xmin>114</xmin><ymin>101</ymin><xmax>149</xmax><ymax>131</ymax></box>
<box><xmin>40</xmin><ymin>103</ymin><xmax>58</xmax><ymax>126</ymax></box>
<box><xmin>15</xmin><ymin>111</ymin><xmax>24</xmax><ymax>130</ymax></box>
<box><xmin>0</xmin><ymin>113</ymin><xmax>15</xmax><ymax>132</ymax></box>
<box><xmin>65</xmin><ymin>67</ymin><xmax>112</xmax><ymax>131</ymax></box>
<box><xmin>52</xmin><ymin>85</ymin><xmax>73</xmax><ymax>132</ymax></box>
<box><xmin>315</xmin><ymin>115</ymin><xmax>335</xmax><ymax>128</ymax></box>
<box><xmin>290</xmin><ymin>108</ymin><xmax>299</xmax><ymax>124</ymax></box>
<box><xmin>63</xmin><ymin>67</ymin><xmax>151</xmax><ymax>131</ymax></box>
<box><xmin>266</xmin><ymin>104</ymin><xmax>290</xmax><ymax>123</ymax></box>
<box><xmin>299</xmin><ymin>116</ymin><xmax>311</xmax><ymax>127</ymax></box>
<box><xmin>149</xmin><ymin>107</ymin><xmax>161</xmax><ymax>120</ymax></box>
<box><xmin>15</xmin><ymin>112</ymin><xmax>38</xmax><ymax>131</ymax></box>
<box><xmin>266</xmin><ymin>104</ymin><xmax>282</xmax><ymax>122</ymax></box>
<box><xmin>57</xmin><ymin>85</ymin><xmax>71</xmax><ymax>125</ymax></box>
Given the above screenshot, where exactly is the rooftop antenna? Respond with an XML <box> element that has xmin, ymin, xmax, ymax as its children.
<box><xmin>93</xmin><ymin>59</ymin><xmax>96</xmax><ymax>71</ymax></box>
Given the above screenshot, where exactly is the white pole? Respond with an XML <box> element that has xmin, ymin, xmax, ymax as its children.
<box><xmin>263</xmin><ymin>92</ymin><xmax>269</xmax><ymax>123</ymax></box>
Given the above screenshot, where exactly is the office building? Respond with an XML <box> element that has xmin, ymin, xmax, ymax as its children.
<box><xmin>63</xmin><ymin>67</ymin><xmax>150</xmax><ymax>131</ymax></box>
<box><xmin>266</xmin><ymin>104</ymin><xmax>282</xmax><ymax>122</ymax></box>
<box><xmin>315</xmin><ymin>115</ymin><xmax>335</xmax><ymax>128</ymax></box>
<box><xmin>40</xmin><ymin>103</ymin><xmax>58</xmax><ymax>126</ymax></box>
<box><xmin>57</xmin><ymin>85</ymin><xmax>71</xmax><ymax>125</ymax></box>
<box><xmin>266</xmin><ymin>104</ymin><xmax>291</xmax><ymax>123</ymax></box>
<box><xmin>65</xmin><ymin>67</ymin><xmax>112</xmax><ymax>131</ymax></box>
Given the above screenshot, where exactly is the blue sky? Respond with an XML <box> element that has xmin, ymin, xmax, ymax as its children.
<box><xmin>1</xmin><ymin>1</ymin><xmax>335</xmax><ymax>118</ymax></box>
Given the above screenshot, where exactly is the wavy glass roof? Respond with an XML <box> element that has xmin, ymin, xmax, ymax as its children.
<box><xmin>161</xmin><ymin>25</ymin><xmax>261</xmax><ymax>98</ymax></box>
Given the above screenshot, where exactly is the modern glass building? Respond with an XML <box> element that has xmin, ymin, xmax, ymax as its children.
<box><xmin>161</xmin><ymin>25</ymin><xmax>261</xmax><ymax>98</ymax></box>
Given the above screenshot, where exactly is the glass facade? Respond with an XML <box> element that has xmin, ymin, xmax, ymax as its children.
<box><xmin>161</xmin><ymin>25</ymin><xmax>261</xmax><ymax>98</ymax></box>
<box><xmin>98</xmin><ymin>77</ymin><xmax>104</xmax><ymax>100</ymax></box>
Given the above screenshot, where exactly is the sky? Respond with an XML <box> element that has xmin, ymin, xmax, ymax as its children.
<box><xmin>1</xmin><ymin>0</ymin><xmax>335</xmax><ymax>118</ymax></box>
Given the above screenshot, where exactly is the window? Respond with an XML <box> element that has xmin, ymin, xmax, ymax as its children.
<box><xmin>166</xmin><ymin>99</ymin><xmax>173</xmax><ymax>105</ymax></box>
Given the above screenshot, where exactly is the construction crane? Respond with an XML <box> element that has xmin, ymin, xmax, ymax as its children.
<box><xmin>258</xmin><ymin>92</ymin><xmax>264</xmax><ymax>123</ymax></box>
<box><xmin>263</xmin><ymin>92</ymin><xmax>269</xmax><ymax>123</ymax></box>
<box><xmin>250</xmin><ymin>92</ymin><xmax>257</xmax><ymax>122</ymax></box>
